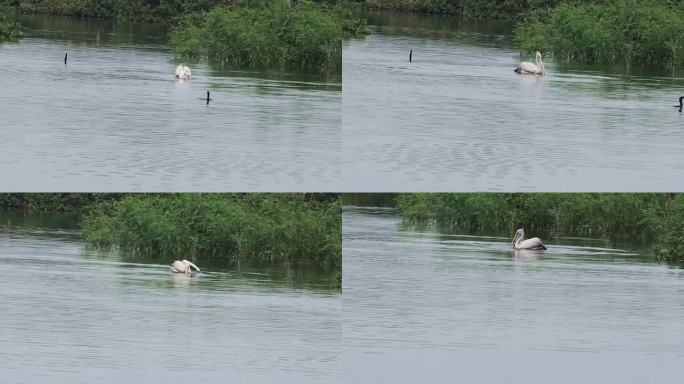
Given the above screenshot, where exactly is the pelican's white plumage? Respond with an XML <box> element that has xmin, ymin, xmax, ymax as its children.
<box><xmin>175</xmin><ymin>64</ymin><xmax>192</xmax><ymax>80</ymax></box>
<box><xmin>170</xmin><ymin>259</ymin><xmax>200</xmax><ymax>274</ymax></box>
<box><xmin>515</xmin><ymin>51</ymin><xmax>545</xmax><ymax>75</ymax></box>
<box><xmin>511</xmin><ymin>228</ymin><xmax>547</xmax><ymax>250</ymax></box>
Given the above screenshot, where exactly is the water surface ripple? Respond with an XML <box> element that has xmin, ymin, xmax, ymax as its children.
<box><xmin>343</xmin><ymin>206</ymin><xmax>684</xmax><ymax>383</ymax></box>
<box><xmin>0</xmin><ymin>211</ymin><xmax>340</xmax><ymax>383</ymax></box>
<box><xmin>343</xmin><ymin>15</ymin><xmax>684</xmax><ymax>191</ymax></box>
<box><xmin>0</xmin><ymin>16</ymin><xmax>340</xmax><ymax>191</ymax></box>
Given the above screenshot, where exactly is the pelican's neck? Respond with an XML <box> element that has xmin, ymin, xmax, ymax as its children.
<box><xmin>679</xmin><ymin>96</ymin><xmax>684</xmax><ymax>107</ymax></box>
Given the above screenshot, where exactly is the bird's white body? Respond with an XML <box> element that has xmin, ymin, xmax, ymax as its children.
<box><xmin>511</xmin><ymin>228</ymin><xmax>547</xmax><ymax>250</ymax></box>
<box><xmin>175</xmin><ymin>65</ymin><xmax>192</xmax><ymax>80</ymax></box>
<box><xmin>170</xmin><ymin>259</ymin><xmax>200</xmax><ymax>274</ymax></box>
<box><xmin>515</xmin><ymin>51</ymin><xmax>545</xmax><ymax>75</ymax></box>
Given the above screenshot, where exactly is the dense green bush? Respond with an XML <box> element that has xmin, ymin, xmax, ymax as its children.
<box><xmin>515</xmin><ymin>0</ymin><xmax>684</xmax><ymax>68</ymax></box>
<box><xmin>81</xmin><ymin>193</ymin><xmax>341</xmax><ymax>270</ymax></box>
<box><xmin>0</xmin><ymin>193</ymin><xmax>124</xmax><ymax>212</ymax></box>
<box><xmin>0</xmin><ymin>5</ymin><xmax>23</xmax><ymax>40</ymax></box>
<box><xmin>398</xmin><ymin>193</ymin><xmax>684</xmax><ymax>265</ymax></box>
<box><xmin>358</xmin><ymin>0</ymin><xmax>563</xmax><ymax>18</ymax></box>
<box><xmin>0</xmin><ymin>0</ymin><xmax>226</xmax><ymax>22</ymax></box>
<box><xmin>171</xmin><ymin>0</ymin><xmax>357</xmax><ymax>71</ymax></box>
<box><xmin>397</xmin><ymin>193</ymin><xmax>674</xmax><ymax>240</ymax></box>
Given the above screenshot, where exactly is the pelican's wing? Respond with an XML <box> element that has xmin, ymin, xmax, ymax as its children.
<box><xmin>517</xmin><ymin>61</ymin><xmax>539</xmax><ymax>74</ymax></box>
<box><xmin>185</xmin><ymin>67</ymin><xmax>192</xmax><ymax>77</ymax></box>
<box><xmin>182</xmin><ymin>260</ymin><xmax>200</xmax><ymax>272</ymax></box>
<box><xmin>171</xmin><ymin>260</ymin><xmax>186</xmax><ymax>272</ymax></box>
<box><xmin>519</xmin><ymin>237</ymin><xmax>544</xmax><ymax>249</ymax></box>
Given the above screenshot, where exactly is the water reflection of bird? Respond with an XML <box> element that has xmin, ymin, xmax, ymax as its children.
<box><xmin>512</xmin><ymin>248</ymin><xmax>541</xmax><ymax>261</ymax></box>
<box><xmin>171</xmin><ymin>260</ymin><xmax>200</xmax><ymax>275</ymax></box>
<box><xmin>515</xmin><ymin>51</ymin><xmax>545</xmax><ymax>75</ymax></box>
<box><xmin>175</xmin><ymin>64</ymin><xmax>192</xmax><ymax>80</ymax></box>
<box><xmin>511</xmin><ymin>228</ymin><xmax>547</xmax><ymax>250</ymax></box>
<box><xmin>674</xmin><ymin>96</ymin><xmax>683</xmax><ymax>112</ymax></box>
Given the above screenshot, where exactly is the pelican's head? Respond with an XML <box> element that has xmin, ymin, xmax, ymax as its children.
<box><xmin>511</xmin><ymin>228</ymin><xmax>524</xmax><ymax>246</ymax></box>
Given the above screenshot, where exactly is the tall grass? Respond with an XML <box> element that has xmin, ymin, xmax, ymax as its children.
<box><xmin>515</xmin><ymin>0</ymin><xmax>684</xmax><ymax>68</ymax></box>
<box><xmin>171</xmin><ymin>0</ymin><xmax>356</xmax><ymax>72</ymax></box>
<box><xmin>0</xmin><ymin>193</ymin><xmax>124</xmax><ymax>212</ymax></box>
<box><xmin>398</xmin><ymin>193</ymin><xmax>677</xmax><ymax>239</ymax></box>
<box><xmin>81</xmin><ymin>193</ymin><xmax>341</xmax><ymax>270</ymax></box>
<box><xmin>397</xmin><ymin>193</ymin><xmax>684</xmax><ymax>265</ymax></box>
<box><xmin>0</xmin><ymin>0</ymin><xmax>226</xmax><ymax>22</ymax></box>
<box><xmin>357</xmin><ymin>0</ymin><xmax>562</xmax><ymax>18</ymax></box>
<box><xmin>0</xmin><ymin>5</ymin><xmax>23</xmax><ymax>40</ymax></box>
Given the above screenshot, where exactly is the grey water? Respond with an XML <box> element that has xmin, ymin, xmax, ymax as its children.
<box><xmin>343</xmin><ymin>206</ymin><xmax>684</xmax><ymax>383</ymax></box>
<box><xmin>0</xmin><ymin>210</ymin><xmax>341</xmax><ymax>383</ymax></box>
<box><xmin>0</xmin><ymin>16</ymin><xmax>341</xmax><ymax>191</ymax></box>
<box><xmin>343</xmin><ymin>12</ymin><xmax>684</xmax><ymax>191</ymax></box>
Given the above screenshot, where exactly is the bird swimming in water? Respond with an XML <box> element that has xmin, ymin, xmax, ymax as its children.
<box><xmin>175</xmin><ymin>64</ymin><xmax>192</xmax><ymax>80</ymax></box>
<box><xmin>515</xmin><ymin>51</ymin><xmax>545</xmax><ymax>75</ymax></box>
<box><xmin>199</xmin><ymin>91</ymin><xmax>213</xmax><ymax>104</ymax></box>
<box><xmin>64</xmin><ymin>52</ymin><xmax>67</xmax><ymax>66</ymax></box>
<box><xmin>409</xmin><ymin>49</ymin><xmax>412</xmax><ymax>63</ymax></box>
<box><xmin>511</xmin><ymin>228</ymin><xmax>547</xmax><ymax>250</ymax></box>
<box><xmin>170</xmin><ymin>260</ymin><xmax>200</xmax><ymax>275</ymax></box>
<box><xmin>674</xmin><ymin>96</ymin><xmax>683</xmax><ymax>112</ymax></box>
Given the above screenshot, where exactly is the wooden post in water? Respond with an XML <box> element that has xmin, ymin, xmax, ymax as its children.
<box><xmin>409</xmin><ymin>49</ymin><xmax>412</xmax><ymax>63</ymax></box>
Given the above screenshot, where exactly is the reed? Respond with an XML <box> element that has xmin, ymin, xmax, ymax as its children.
<box><xmin>0</xmin><ymin>0</ymin><xmax>226</xmax><ymax>22</ymax></box>
<box><xmin>171</xmin><ymin>0</ymin><xmax>365</xmax><ymax>72</ymax></box>
<box><xmin>81</xmin><ymin>193</ymin><xmax>341</xmax><ymax>270</ymax></box>
<box><xmin>398</xmin><ymin>193</ymin><xmax>684</xmax><ymax>266</ymax></box>
<box><xmin>515</xmin><ymin>0</ymin><xmax>684</xmax><ymax>68</ymax></box>
<box><xmin>397</xmin><ymin>193</ymin><xmax>675</xmax><ymax>239</ymax></box>
<box><xmin>0</xmin><ymin>193</ymin><xmax>124</xmax><ymax>212</ymax></box>
<box><xmin>0</xmin><ymin>6</ymin><xmax>23</xmax><ymax>40</ymax></box>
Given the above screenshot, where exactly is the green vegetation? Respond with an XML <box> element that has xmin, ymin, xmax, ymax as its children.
<box><xmin>171</xmin><ymin>0</ymin><xmax>367</xmax><ymax>72</ymax></box>
<box><xmin>0</xmin><ymin>193</ymin><xmax>124</xmax><ymax>211</ymax></box>
<box><xmin>1</xmin><ymin>0</ymin><xmax>368</xmax><ymax>71</ymax></box>
<box><xmin>0</xmin><ymin>193</ymin><xmax>340</xmax><ymax>277</ymax></box>
<box><xmin>515</xmin><ymin>0</ymin><xmax>684</xmax><ymax>68</ymax></box>
<box><xmin>0</xmin><ymin>6</ymin><xmax>23</xmax><ymax>40</ymax></box>
<box><xmin>357</xmin><ymin>0</ymin><xmax>558</xmax><ymax>19</ymax></box>
<box><xmin>397</xmin><ymin>193</ymin><xmax>684</xmax><ymax>266</ymax></box>
<box><xmin>81</xmin><ymin>193</ymin><xmax>341</xmax><ymax>270</ymax></box>
<box><xmin>0</xmin><ymin>0</ymin><xmax>226</xmax><ymax>22</ymax></box>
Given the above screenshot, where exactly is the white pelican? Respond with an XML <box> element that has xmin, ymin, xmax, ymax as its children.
<box><xmin>514</xmin><ymin>51</ymin><xmax>545</xmax><ymax>75</ymax></box>
<box><xmin>511</xmin><ymin>228</ymin><xmax>547</xmax><ymax>250</ymax></box>
<box><xmin>170</xmin><ymin>259</ymin><xmax>200</xmax><ymax>274</ymax></box>
<box><xmin>175</xmin><ymin>64</ymin><xmax>192</xmax><ymax>80</ymax></box>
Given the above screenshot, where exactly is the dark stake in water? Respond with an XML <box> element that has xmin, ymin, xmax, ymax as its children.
<box><xmin>0</xmin><ymin>210</ymin><xmax>341</xmax><ymax>383</ymax></box>
<box><xmin>343</xmin><ymin>12</ymin><xmax>684</xmax><ymax>191</ymax></box>
<box><xmin>343</xmin><ymin>206</ymin><xmax>684</xmax><ymax>383</ymax></box>
<box><xmin>0</xmin><ymin>16</ymin><xmax>341</xmax><ymax>191</ymax></box>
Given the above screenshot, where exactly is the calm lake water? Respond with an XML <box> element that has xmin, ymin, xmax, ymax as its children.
<box><xmin>343</xmin><ymin>206</ymin><xmax>684</xmax><ymax>383</ymax></box>
<box><xmin>0</xmin><ymin>210</ymin><xmax>340</xmax><ymax>383</ymax></box>
<box><xmin>0</xmin><ymin>16</ymin><xmax>341</xmax><ymax>191</ymax></box>
<box><xmin>343</xmin><ymin>13</ymin><xmax>684</xmax><ymax>191</ymax></box>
